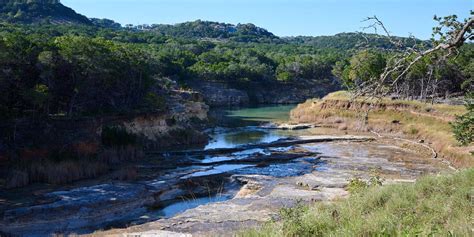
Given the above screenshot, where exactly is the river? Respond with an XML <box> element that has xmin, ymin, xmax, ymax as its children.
<box><xmin>0</xmin><ymin>105</ymin><xmax>447</xmax><ymax>236</ymax></box>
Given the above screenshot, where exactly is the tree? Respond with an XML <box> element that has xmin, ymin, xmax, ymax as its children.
<box><xmin>352</xmin><ymin>13</ymin><xmax>473</xmax><ymax>144</ymax></box>
<box><xmin>332</xmin><ymin>50</ymin><xmax>386</xmax><ymax>89</ymax></box>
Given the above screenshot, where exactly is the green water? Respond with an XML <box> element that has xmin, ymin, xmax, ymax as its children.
<box><xmin>224</xmin><ymin>104</ymin><xmax>296</xmax><ymax>123</ymax></box>
<box><xmin>205</xmin><ymin>105</ymin><xmax>297</xmax><ymax>150</ymax></box>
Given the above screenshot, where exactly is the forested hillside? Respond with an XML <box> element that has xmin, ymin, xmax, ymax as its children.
<box><xmin>0</xmin><ymin>22</ymin><xmax>344</xmax><ymax>120</ymax></box>
<box><xmin>0</xmin><ymin>0</ymin><xmax>91</xmax><ymax>24</ymax></box>
<box><xmin>0</xmin><ymin>0</ymin><xmax>472</xmax><ymax>118</ymax></box>
<box><xmin>138</xmin><ymin>20</ymin><xmax>278</xmax><ymax>43</ymax></box>
<box><xmin>1</xmin><ymin>20</ymin><xmax>471</xmax><ymax>119</ymax></box>
<box><xmin>285</xmin><ymin>32</ymin><xmax>426</xmax><ymax>50</ymax></box>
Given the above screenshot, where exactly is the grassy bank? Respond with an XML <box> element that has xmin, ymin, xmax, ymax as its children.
<box><xmin>242</xmin><ymin>168</ymin><xmax>473</xmax><ymax>236</ymax></box>
<box><xmin>290</xmin><ymin>91</ymin><xmax>473</xmax><ymax>168</ymax></box>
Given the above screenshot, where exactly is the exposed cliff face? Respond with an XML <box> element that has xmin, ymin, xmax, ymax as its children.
<box><xmin>187</xmin><ymin>82</ymin><xmax>250</xmax><ymax>107</ymax></box>
<box><xmin>0</xmin><ymin>90</ymin><xmax>209</xmax><ymax>156</ymax></box>
<box><xmin>121</xmin><ymin>97</ymin><xmax>209</xmax><ymax>149</ymax></box>
<box><xmin>250</xmin><ymin>82</ymin><xmax>338</xmax><ymax>105</ymax></box>
<box><xmin>189</xmin><ymin>80</ymin><xmax>340</xmax><ymax>107</ymax></box>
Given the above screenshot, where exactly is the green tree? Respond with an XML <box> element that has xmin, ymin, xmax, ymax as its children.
<box><xmin>347</xmin><ymin>50</ymin><xmax>386</xmax><ymax>85</ymax></box>
<box><xmin>333</xmin><ymin>50</ymin><xmax>386</xmax><ymax>88</ymax></box>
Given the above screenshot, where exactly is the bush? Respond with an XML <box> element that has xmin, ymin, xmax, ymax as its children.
<box><xmin>346</xmin><ymin>177</ymin><xmax>368</xmax><ymax>193</ymax></box>
<box><xmin>347</xmin><ymin>171</ymin><xmax>384</xmax><ymax>194</ymax></box>
<box><xmin>451</xmin><ymin>93</ymin><xmax>474</xmax><ymax>146</ymax></box>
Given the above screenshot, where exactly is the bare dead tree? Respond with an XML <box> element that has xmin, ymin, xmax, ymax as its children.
<box><xmin>347</xmin><ymin>12</ymin><xmax>472</xmax><ymax>127</ymax></box>
<box><xmin>355</xmin><ymin>13</ymin><xmax>473</xmax><ymax>99</ymax></box>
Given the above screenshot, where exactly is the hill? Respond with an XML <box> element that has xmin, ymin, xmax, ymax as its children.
<box><xmin>284</xmin><ymin>32</ymin><xmax>428</xmax><ymax>50</ymax></box>
<box><xmin>133</xmin><ymin>22</ymin><xmax>426</xmax><ymax>48</ymax></box>
<box><xmin>0</xmin><ymin>1</ymin><xmax>426</xmax><ymax>48</ymax></box>
<box><xmin>134</xmin><ymin>20</ymin><xmax>279</xmax><ymax>43</ymax></box>
<box><xmin>0</xmin><ymin>0</ymin><xmax>91</xmax><ymax>24</ymax></box>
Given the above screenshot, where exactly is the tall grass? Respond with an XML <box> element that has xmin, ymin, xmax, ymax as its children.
<box><xmin>5</xmin><ymin>146</ymin><xmax>145</xmax><ymax>188</ymax></box>
<box><xmin>242</xmin><ymin>169</ymin><xmax>474</xmax><ymax>237</ymax></box>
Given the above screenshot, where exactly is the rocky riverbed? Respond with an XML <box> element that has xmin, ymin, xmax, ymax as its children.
<box><xmin>91</xmin><ymin>136</ymin><xmax>447</xmax><ymax>237</ymax></box>
<box><xmin>0</xmin><ymin>106</ymin><xmax>450</xmax><ymax>236</ymax></box>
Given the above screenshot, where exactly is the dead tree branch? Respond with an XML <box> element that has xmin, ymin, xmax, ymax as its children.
<box><xmin>356</xmin><ymin>14</ymin><xmax>473</xmax><ymax>99</ymax></box>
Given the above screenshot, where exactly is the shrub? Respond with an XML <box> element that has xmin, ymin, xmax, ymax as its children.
<box><xmin>347</xmin><ymin>172</ymin><xmax>384</xmax><ymax>194</ymax></box>
<box><xmin>346</xmin><ymin>177</ymin><xmax>368</xmax><ymax>194</ymax></box>
<box><xmin>451</xmin><ymin>93</ymin><xmax>474</xmax><ymax>146</ymax></box>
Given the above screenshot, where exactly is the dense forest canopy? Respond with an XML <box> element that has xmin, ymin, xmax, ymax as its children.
<box><xmin>136</xmin><ymin>20</ymin><xmax>278</xmax><ymax>43</ymax></box>
<box><xmin>0</xmin><ymin>0</ymin><xmax>472</xmax><ymax>122</ymax></box>
<box><xmin>284</xmin><ymin>33</ymin><xmax>427</xmax><ymax>50</ymax></box>
<box><xmin>0</xmin><ymin>0</ymin><xmax>91</xmax><ymax>24</ymax></box>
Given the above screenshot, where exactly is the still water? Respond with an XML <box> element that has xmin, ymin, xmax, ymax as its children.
<box><xmin>205</xmin><ymin>105</ymin><xmax>296</xmax><ymax>150</ymax></box>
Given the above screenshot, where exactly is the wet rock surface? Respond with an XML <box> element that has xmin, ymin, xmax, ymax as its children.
<box><xmin>91</xmin><ymin>138</ymin><xmax>448</xmax><ymax>237</ymax></box>
<box><xmin>260</xmin><ymin>123</ymin><xmax>318</xmax><ymax>130</ymax></box>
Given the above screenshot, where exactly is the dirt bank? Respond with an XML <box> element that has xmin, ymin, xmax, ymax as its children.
<box><xmin>290</xmin><ymin>91</ymin><xmax>473</xmax><ymax>168</ymax></box>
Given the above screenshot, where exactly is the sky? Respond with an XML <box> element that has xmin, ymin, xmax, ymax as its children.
<box><xmin>62</xmin><ymin>0</ymin><xmax>472</xmax><ymax>39</ymax></box>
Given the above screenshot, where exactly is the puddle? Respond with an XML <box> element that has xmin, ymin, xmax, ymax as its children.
<box><xmin>157</xmin><ymin>196</ymin><xmax>231</xmax><ymax>218</ymax></box>
<box><xmin>201</xmin><ymin>156</ymin><xmax>234</xmax><ymax>164</ymax></box>
<box><xmin>181</xmin><ymin>164</ymin><xmax>256</xmax><ymax>179</ymax></box>
<box><xmin>232</xmin><ymin>148</ymin><xmax>271</xmax><ymax>157</ymax></box>
<box><xmin>269</xmin><ymin>146</ymin><xmax>293</xmax><ymax>152</ymax></box>
<box><xmin>201</xmin><ymin>148</ymin><xmax>273</xmax><ymax>164</ymax></box>
<box><xmin>235</xmin><ymin>158</ymin><xmax>321</xmax><ymax>177</ymax></box>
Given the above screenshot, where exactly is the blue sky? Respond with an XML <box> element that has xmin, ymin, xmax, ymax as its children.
<box><xmin>62</xmin><ymin>0</ymin><xmax>472</xmax><ymax>39</ymax></box>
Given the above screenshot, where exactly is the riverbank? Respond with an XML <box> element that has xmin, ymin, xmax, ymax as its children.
<box><xmin>0</xmin><ymin>89</ymin><xmax>210</xmax><ymax>189</ymax></box>
<box><xmin>237</xmin><ymin>91</ymin><xmax>473</xmax><ymax>236</ymax></box>
<box><xmin>0</xmin><ymin>104</ymin><xmax>459</xmax><ymax>236</ymax></box>
<box><xmin>89</xmin><ymin>135</ymin><xmax>449</xmax><ymax>237</ymax></box>
<box><xmin>290</xmin><ymin>91</ymin><xmax>473</xmax><ymax>168</ymax></box>
<box><xmin>84</xmin><ymin>100</ymin><xmax>454</xmax><ymax>236</ymax></box>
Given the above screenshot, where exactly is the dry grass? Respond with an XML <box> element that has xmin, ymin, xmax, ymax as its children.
<box><xmin>3</xmin><ymin>146</ymin><xmax>144</xmax><ymax>189</ymax></box>
<box><xmin>291</xmin><ymin>91</ymin><xmax>473</xmax><ymax>168</ymax></box>
<box><xmin>4</xmin><ymin>160</ymin><xmax>108</xmax><ymax>188</ymax></box>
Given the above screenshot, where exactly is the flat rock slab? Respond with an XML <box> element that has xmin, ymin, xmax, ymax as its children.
<box><xmin>93</xmin><ymin>140</ymin><xmax>448</xmax><ymax>237</ymax></box>
<box><xmin>114</xmin><ymin>230</ymin><xmax>192</xmax><ymax>237</ymax></box>
<box><xmin>261</xmin><ymin>123</ymin><xmax>318</xmax><ymax>130</ymax></box>
<box><xmin>155</xmin><ymin>135</ymin><xmax>375</xmax><ymax>157</ymax></box>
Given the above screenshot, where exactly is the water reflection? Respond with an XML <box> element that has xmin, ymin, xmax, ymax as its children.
<box><xmin>181</xmin><ymin>164</ymin><xmax>255</xmax><ymax>179</ymax></box>
<box><xmin>205</xmin><ymin>129</ymin><xmax>283</xmax><ymax>150</ymax></box>
<box><xmin>152</xmin><ymin>195</ymin><xmax>231</xmax><ymax>218</ymax></box>
<box><xmin>209</xmin><ymin>105</ymin><xmax>296</xmax><ymax>128</ymax></box>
